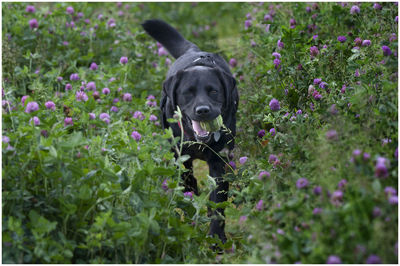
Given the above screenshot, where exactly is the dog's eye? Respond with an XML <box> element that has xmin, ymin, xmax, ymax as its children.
<box><xmin>210</xmin><ymin>89</ymin><xmax>218</xmax><ymax>95</ymax></box>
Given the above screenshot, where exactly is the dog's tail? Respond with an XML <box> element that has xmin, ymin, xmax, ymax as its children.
<box><xmin>142</xmin><ymin>19</ymin><xmax>200</xmax><ymax>59</ymax></box>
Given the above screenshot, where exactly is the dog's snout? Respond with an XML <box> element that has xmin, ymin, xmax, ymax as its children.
<box><xmin>195</xmin><ymin>105</ymin><xmax>210</xmax><ymax>116</ymax></box>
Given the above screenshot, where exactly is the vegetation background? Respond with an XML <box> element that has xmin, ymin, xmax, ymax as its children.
<box><xmin>2</xmin><ymin>2</ymin><xmax>398</xmax><ymax>263</ymax></box>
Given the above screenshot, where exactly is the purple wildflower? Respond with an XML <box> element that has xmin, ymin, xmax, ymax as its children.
<box><xmin>331</xmin><ymin>190</ymin><xmax>343</xmax><ymax>206</ymax></box>
<box><xmin>110</xmin><ymin>106</ymin><xmax>118</xmax><ymax>112</ymax></box>
<box><xmin>90</xmin><ymin>62</ymin><xmax>98</xmax><ymax>70</ymax></box>
<box><xmin>244</xmin><ymin>19</ymin><xmax>252</xmax><ymax>30</ymax></box>
<box><xmin>99</xmin><ymin>113</ymin><xmax>110</xmax><ymax>124</ymax></box>
<box><xmin>362</xmin><ymin>40</ymin><xmax>371</xmax><ymax>46</ymax></box>
<box><xmin>120</xmin><ymin>56</ymin><xmax>128</xmax><ymax>64</ymax></box>
<box><xmin>362</xmin><ymin>152</ymin><xmax>370</xmax><ymax>161</ymax></box>
<box><xmin>269</xmin><ymin>98</ymin><xmax>280</xmax><ymax>111</ymax></box>
<box><xmin>66</xmin><ymin>6</ymin><xmax>74</xmax><ymax>14</ymax></box>
<box><xmin>25</xmin><ymin>101</ymin><xmax>39</xmax><ymax>113</ymax></box>
<box><xmin>146</xmin><ymin>100</ymin><xmax>156</xmax><ymax>107</ymax></box>
<box><xmin>133</xmin><ymin>111</ymin><xmax>145</xmax><ymax>121</ymax></box>
<box><xmin>273</xmin><ymin>58</ymin><xmax>281</xmax><ymax>69</ymax></box>
<box><xmin>70</xmin><ymin>73</ymin><xmax>79</xmax><ymax>81</ymax></box>
<box><xmin>257</xmin><ymin>129</ymin><xmax>266</xmax><ymax>138</ymax></box>
<box><xmin>289</xmin><ymin>18</ymin><xmax>296</xmax><ymax>29</ymax></box>
<box><xmin>2</xmin><ymin>136</ymin><xmax>10</xmax><ymax>144</ymax></box>
<box><xmin>239</xmin><ymin>215</ymin><xmax>247</xmax><ymax>224</ymax></box>
<box><xmin>313</xmin><ymin>207</ymin><xmax>322</xmax><ymax>215</ymax></box>
<box><xmin>313</xmin><ymin>91</ymin><xmax>322</xmax><ymax>100</ymax></box>
<box><xmin>229</xmin><ymin>161</ymin><xmax>236</xmax><ymax>170</ymax></box>
<box><xmin>269</xmin><ymin>128</ymin><xmax>276</xmax><ymax>136</ymax></box>
<box><xmin>389</xmin><ymin>195</ymin><xmax>398</xmax><ymax>205</ymax></box>
<box><xmin>64</xmin><ymin>117</ymin><xmax>73</xmax><ymax>127</ymax></box>
<box><xmin>89</xmin><ymin>113</ymin><xmax>96</xmax><ymax>120</ymax></box>
<box><xmin>373</xmin><ymin>3</ymin><xmax>382</xmax><ymax>10</ymax></box>
<box><xmin>102</xmin><ymin>88</ymin><xmax>110</xmax><ymax>95</ymax></box>
<box><xmin>93</xmin><ymin>91</ymin><xmax>100</xmax><ymax>100</ymax></box>
<box><xmin>269</xmin><ymin>154</ymin><xmax>278</xmax><ymax>164</ymax></box>
<box><xmin>337</xmin><ymin>36</ymin><xmax>347</xmax><ymax>43</ymax></box>
<box><xmin>338</xmin><ymin>179</ymin><xmax>348</xmax><ymax>190</ymax></box>
<box><xmin>366</xmin><ymin>255</ymin><xmax>381</xmax><ymax>264</ymax></box>
<box><xmin>382</xmin><ymin>45</ymin><xmax>392</xmax><ymax>56</ymax></box>
<box><xmin>277</xmin><ymin>228</ymin><xmax>285</xmax><ymax>235</ymax></box>
<box><xmin>29</xmin><ymin>19</ymin><xmax>38</xmax><ymax>29</ymax></box>
<box><xmin>341</xmin><ymin>84</ymin><xmax>347</xmax><ymax>93</ymax></box>
<box><xmin>147</xmin><ymin>95</ymin><xmax>156</xmax><ymax>100</ymax></box>
<box><xmin>354</xmin><ymin>37</ymin><xmax>363</xmax><ymax>46</ymax></box>
<box><xmin>313</xmin><ymin>186</ymin><xmax>322</xmax><ymax>195</ymax></box>
<box><xmin>277</xmin><ymin>39</ymin><xmax>284</xmax><ymax>49</ymax></box>
<box><xmin>373</xmin><ymin>206</ymin><xmax>382</xmax><ymax>217</ymax></box>
<box><xmin>353</xmin><ymin>149</ymin><xmax>362</xmax><ymax>157</ymax></box>
<box><xmin>229</xmin><ymin>58</ymin><xmax>237</xmax><ymax>67</ymax></box>
<box><xmin>162</xmin><ymin>179</ymin><xmax>168</xmax><ymax>191</ymax></box>
<box><xmin>272</xmin><ymin>52</ymin><xmax>281</xmax><ymax>58</ymax></box>
<box><xmin>296</xmin><ymin>178</ymin><xmax>309</xmax><ymax>189</ymax></box>
<box><xmin>264</xmin><ymin>14</ymin><xmax>273</xmax><ymax>21</ymax></box>
<box><xmin>123</xmin><ymin>93</ymin><xmax>132</xmax><ymax>102</ymax></box>
<box><xmin>239</xmin><ymin>156</ymin><xmax>248</xmax><ymax>164</ymax></box>
<box><xmin>326</xmin><ymin>130</ymin><xmax>338</xmax><ymax>141</ymax></box>
<box><xmin>258</xmin><ymin>171</ymin><xmax>270</xmax><ymax>180</ymax></box>
<box><xmin>350</xmin><ymin>5</ymin><xmax>360</xmax><ymax>14</ymax></box>
<box><xmin>158</xmin><ymin>47</ymin><xmax>168</xmax><ymax>56</ymax></box>
<box><xmin>149</xmin><ymin>115</ymin><xmax>158</xmax><ymax>121</ymax></box>
<box><xmin>375</xmin><ymin>157</ymin><xmax>389</xmax><ymax>178</ymax></box>
<box><xmin>26</xmin><ymin>5</ymin><xmax>35</xmax><ymax>13</ymax></box>
<box><xmin>313</xmin><ymin>78</ymin><xmax>322</xmax><ymax>85</ymax></box>
<box><xmin>327</xmin><ymin>255</ymin><xmax>342</xmax><ymax>264</ymax></box>
<box><xmin>86</xmin><ymin>81</ymin><xmax>96</xmax><ymax>91</ymax></box>
<box><xmin>310</xmin><ymin>46</ymin><xmax>319</xmax><ymax>57</ymax></box>
<box><xmin>107</xmin><ymin>18</ymin><xmax>116</xmax><ymax>27</ymax></box>
<box><xmin>30</xmin><ymin>116</ymin><xmax>40</xmax><ymax>126</ymax></box>
<box><xmin>45</xmin><ymin>101</ymin><xmax>56</xmax><ymax>110</ymax></box>
<box><xmin>385</xmin><ymin>186</ymin><xmax>397</xmax><ymax>196</ymax></box>
<box><xmin>184</xmin><ymin>191</ymin><xmax>193</xmax><ymax>199</ymax></box>
<box><xmin>131</xmin><ymin>131</ymin><xmax>141</xmax><ymax>141</ymax></box>
<box><xmin>76</xmin><ymin>91</ymin><xmax>88</xmax><ymax>102</ymax></box>
<box><xmin>256</xmin><ymin>199</ymin><xmax>263</xmax><ymax>211</ymax></box>
<box><xmin>65</xmin><ymin>83</ymin><xmax>72</xmax><ymax>91</ymax></box>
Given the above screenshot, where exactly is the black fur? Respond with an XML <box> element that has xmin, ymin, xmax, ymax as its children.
<box><xmin>142</xmin><ymin>19</ymin><xmax>239</xmax><ymax>243</ymax></box>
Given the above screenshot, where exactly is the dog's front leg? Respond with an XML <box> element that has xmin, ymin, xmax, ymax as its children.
<box><xmin>181</xmin><ymin>160</ymin><xmax>199</xmax><ymax>196</ymax></box>
<box><xmin>207</xmin><ymin>156</ymin><xmax>229</xmax><ymax>243</ymax></box>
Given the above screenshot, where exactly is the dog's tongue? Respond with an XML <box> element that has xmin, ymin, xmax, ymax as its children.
<box><xmin>192</xmin><ymin>120</ymin><xmax>208</xmax><ymax>136</ymax></box>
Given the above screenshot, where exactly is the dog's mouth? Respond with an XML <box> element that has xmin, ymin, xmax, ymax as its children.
<box><xmin>191</xmin><ymin>120</ymin><xmax>212</xmax><ymax>142</ymax></box>
<box><xmin>188</xmin><ymin>115</ymin><xmax>224</xmax><ymax>143</ymax></box>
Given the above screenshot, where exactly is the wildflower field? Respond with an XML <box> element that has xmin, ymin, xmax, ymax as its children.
<box><xmin>2</xmin><ymin>2</ymin><xmax>398</xmax><ymax>264</ymax></box>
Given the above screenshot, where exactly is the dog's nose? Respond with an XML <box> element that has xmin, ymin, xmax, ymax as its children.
<box><xmin>195</xmin><ymin>105</ymin><xmax>210</xmax><ymax>116</ymax></box>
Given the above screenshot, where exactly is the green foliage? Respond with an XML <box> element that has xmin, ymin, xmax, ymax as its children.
<box><xmin>2</xmin><ymin>2</ymin><xmax>398</xmax><ymax>264</ymax></box>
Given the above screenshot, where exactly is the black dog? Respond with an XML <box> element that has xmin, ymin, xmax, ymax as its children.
<box><xmin>142</xmin><ymin>19</ymin><xmax>238</xmax><ymax>243</ymax></box>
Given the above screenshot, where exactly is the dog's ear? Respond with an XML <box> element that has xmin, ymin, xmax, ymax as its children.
<box><xmin>160</xmin><ymin>71</ymin><xmax>184</xmax><ymax>129</ymax></box>
<box><xmin>162</xmin><ymin>70</ymin><xmax>183</xmax><ymax>110</ymax></box>
<box><xmin>215</xmin><ymin>69</ymin><xmax>239</xmax><ymax>114</ymax></box>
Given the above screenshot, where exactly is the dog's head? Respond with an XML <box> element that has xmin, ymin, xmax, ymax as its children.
<box><xmin>162</xmin><ymin>64</ymin><xmax>237</xmax><ymax>143</ymax></box>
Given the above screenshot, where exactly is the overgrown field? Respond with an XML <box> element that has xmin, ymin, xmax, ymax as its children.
<box><xmin>2</xmin><ymin>2</ymin><xmax>398</xmax><ymax>263</ymax></box>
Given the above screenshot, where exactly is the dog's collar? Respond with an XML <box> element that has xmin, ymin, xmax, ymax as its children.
<box><xmin>192</xmin><ymin>54</ymin><xmax>216</xmax><ymax>65</ymax></box>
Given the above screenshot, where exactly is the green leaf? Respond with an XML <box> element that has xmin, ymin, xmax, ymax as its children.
<box><xmin>78</xmin><ymin>185</ymin><xmax>92</xmax><ymax>200</ymax></box>
<box><xmin>29</xmin><ymin>210</ymin><xmax>57</xmax><ymax>235</ymax></box>
<box><xmin>372</xmin><ymin>179</ymin><xmax>381</xmax><ymax>194</ymax></box>
<box><xmin>153</xmin><ymin>167</ymin><xmax>175</xmax><ymax>176</ymax></box>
